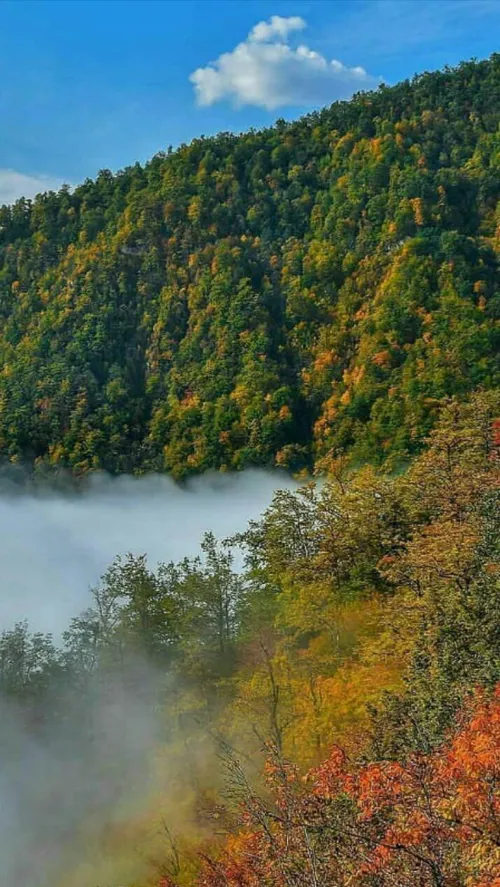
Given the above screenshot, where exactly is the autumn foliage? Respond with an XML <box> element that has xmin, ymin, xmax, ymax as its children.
<box><xmin>198</xmin><ymin>686</ymin><xmax>500</xmax><ymax>887</ymax></box>
<box><xmin>0</xmin><ymin>56</ymin><xmax>499</xmax><ymax>477</ymax></box>
<box><xmin>1</xmin><ymin>388</ymin><xmax>498</xmax><ymax>885</ymax></box>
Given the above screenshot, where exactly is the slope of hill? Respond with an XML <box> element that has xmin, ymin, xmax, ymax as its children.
<box><xmin>0</xmin><ymin>55</ymin><xmax>499</xmax><ymax>476</ymax></box>
<box><xmin>2</xmin><ymin>390</ymin><xmax>499</xmax><ymax>887</ymax></box>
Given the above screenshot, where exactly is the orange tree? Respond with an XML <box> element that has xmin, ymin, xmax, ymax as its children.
<box><xmin>196</xmin><ymin>685</ymin><xmax>500</xmax><ymax>887</ymax></box>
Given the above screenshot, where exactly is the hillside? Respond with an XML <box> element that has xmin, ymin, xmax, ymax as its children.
<box><xmin>2</xmin><ymin>390</ymin><xmax>499</xmax><ymax>887</ymax></box>
<box><xmin>0</xmin><ymin>55</ymin><xmax>499</xmax><ymax>476</ymax></box>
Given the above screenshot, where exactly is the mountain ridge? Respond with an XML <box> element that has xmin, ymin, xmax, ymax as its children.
<box><xmin>0</xmin><ymin>54</ymin><xmax>498</xmax><ymax>476</ymax></box>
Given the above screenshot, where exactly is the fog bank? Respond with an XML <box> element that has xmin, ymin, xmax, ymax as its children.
<box><xmin>0</xmin><ymin>469</ymin><xmax>299</xmax><ymax>886</ymax></box>
<box><xmin>0</xmin><ymin>659</ymin><xmax>166</xmax><ymax>887</ymax></box>
<box><xmin>0</xmin><ymin>469</ymin><xmax>298</xmax><ymax>635</ymax></box>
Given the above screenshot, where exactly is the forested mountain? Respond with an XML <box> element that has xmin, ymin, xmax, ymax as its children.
<box><xmin>0</xmin><ymin>54</ymin><xmax>499</xmax><ymax>886</ymax></box>
<box><xmin>0</xmin><ymin>55</ymin><xmax>499</xmax><ymax>476</ymax></box>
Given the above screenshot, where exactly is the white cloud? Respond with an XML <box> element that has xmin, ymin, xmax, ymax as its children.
<box><xmin>189</xmin><ymin>15</ymin><xmax>380</xmax><ymax>111</ymax></box>
<box><xmin>0</xmin><ymin>169</ymin><xmax>67</xmax><ymax>206</ymax></box>
<box><xmin>249</xmin><ymin>14</ymin><xmax>306</xmax><ymax>43</ymax></box>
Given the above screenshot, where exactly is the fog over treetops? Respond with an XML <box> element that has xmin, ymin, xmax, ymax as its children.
<box><xmin>0</xmin><ymin>48</ymin><xmax>498</xmax><ymax>887</ymax></box>
<box><xmin>0</xmin><ymin>469</ymin><xmax>297</xmax><ymax>635</ymax></box>
<box><xmin>0</xmin><ymin>469</ymin><xmax>299</xmax><ymax>887</ymax></box>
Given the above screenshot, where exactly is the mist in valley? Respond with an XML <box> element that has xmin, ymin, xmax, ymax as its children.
<box><xmin>0</xmin><ymin>469</ymin><xmax>298</xmax><ymax>886</ymax></box>
<box><xmin>0</xmin><ymin>469</ymin><xmax>297</xmax><ymax>635</ymax></box>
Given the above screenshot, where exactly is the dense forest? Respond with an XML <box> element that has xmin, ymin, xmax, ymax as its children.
<box><xmin>0</xmin><ymin>55</ymin><xmax>499</xmax><ymax>477</ymax></box>
<box><xmin>0</xmin><ymin>55</ymin><xmax>499</xmax><ymax>886</ymax></box>
<box><xmin>2</xmin><ymin>390</ymin><xmax>499</xmax><ymax>886</ymax></box>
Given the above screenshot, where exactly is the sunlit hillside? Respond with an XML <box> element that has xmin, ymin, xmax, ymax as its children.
<box><xmin>0</xmin><ymin>50</ymin><xmax>498</xmax><ymax>887</ymax></box>
<box><xmin>0</xmin><ymin>55</ymin><xmax>498</xmax><ymax>477</ymax></box>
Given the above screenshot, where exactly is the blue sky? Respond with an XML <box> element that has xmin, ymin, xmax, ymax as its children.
<box><xmin>1</xmin><ymin>0</ymin><xmax>499</xmax><ymax>203</ymax></box>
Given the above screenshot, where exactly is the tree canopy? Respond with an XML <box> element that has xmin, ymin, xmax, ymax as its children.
<box><xmin>0</xmin><ymin>55</ymin><xmax>498</xmax><ymax>477</ymax></box>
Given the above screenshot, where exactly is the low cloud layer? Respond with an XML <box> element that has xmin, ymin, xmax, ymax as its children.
<box><xmin>190</xmin><ymin>14</ymin><xmax>380</xmax><ymax>110</ymax></box>
<box><xmin>0</xmin><ymin>169</ymin><xmax>67</xmax><ymax>206</ymax></box>
<box><xmin>0</xmin><ymin>469</ymin><xmax>297</xmax><ymax>637</ymax></box>
<box><xmin>0</xmin><ymin>469</ymin><xmax>298</xmax><ymax>886</ymax></box>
